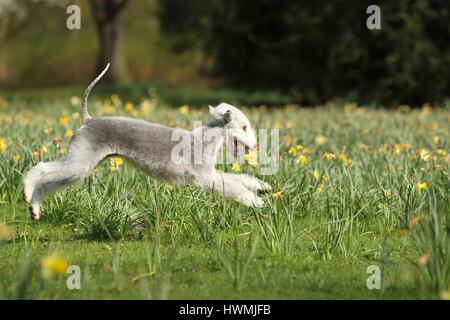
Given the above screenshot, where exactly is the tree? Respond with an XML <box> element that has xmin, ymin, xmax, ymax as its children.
<box><xmin>0</xmin><ymin>0</ymin><xmax>69</xmax><ymax>45</ymax></box>
<box><xmin>89</xmin><ymin>0</ymin><xmax>130</xmax><ymax>83</ymax></box>
<box><xmin>0</xmin><ymin>0</ymin><xmax>26</xmax><ymax>43</ymax></box>
<box><xmin>158</xmin><ymin>0</ymin><xmax>450</xmax><ymax>105</ymax></box>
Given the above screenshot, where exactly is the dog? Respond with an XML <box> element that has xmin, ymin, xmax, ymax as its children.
<box><xmin>23</xmin><ymin>64</ymin><xmax>272</xmax><ymax>220</ymax></box>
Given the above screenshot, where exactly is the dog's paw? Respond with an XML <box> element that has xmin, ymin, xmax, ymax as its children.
<box><xmin>241</xmin><ymin>177</ymin><xmax>272</xmax><ymax>194</ymax></box>
<box><xmin>256</xmin><ymin>181</ymin><xmax>272</xmax><ymax>194</ymax></box>
<box><xmin>239</xmin><ymin>193</ymin><xmax>265</xmax><ymax>208</ymax></box>
<box><xmin>29</xmin><ymin>204</ymin><xmax>40</xmax><ymax>220</ymax></box>
<box><xmin>252</xmin><ymin>196</ymin><xmax>265</xmax><ymax>208</ymax></box>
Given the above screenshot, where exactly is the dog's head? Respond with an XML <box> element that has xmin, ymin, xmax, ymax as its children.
<box><xmin>208</xmin><ymin>102</ymin><xmax>257</xmax><ymax>157</ymax></box>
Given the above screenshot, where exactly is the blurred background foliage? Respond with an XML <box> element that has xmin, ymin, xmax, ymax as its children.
<box><xmin>0</xmin><ymin>0</ymin><xmax>449</xmax><ymax>106</ymax></box>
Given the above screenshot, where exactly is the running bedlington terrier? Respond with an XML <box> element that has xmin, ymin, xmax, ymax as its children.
<box><xmin>24</xmin><ymin>64</ymin><xmax>271</xmax><ymax>220</ymax></box>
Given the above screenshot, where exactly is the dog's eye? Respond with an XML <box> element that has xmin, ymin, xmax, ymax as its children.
<box><xmin>242</xmin><ymin>126</ymin><xmax>247</xmax><ymax>131</ymax></box>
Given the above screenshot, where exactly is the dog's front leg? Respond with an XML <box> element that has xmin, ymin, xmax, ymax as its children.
<box><xmin>220</xmin><ymin>173</ymin><xmax>272</xmax><ymax>193</ymax></box>
<box><xmin>197</xmin><ymin>173</ymin><xmax>265</xmax><ymax>208</ymax></box>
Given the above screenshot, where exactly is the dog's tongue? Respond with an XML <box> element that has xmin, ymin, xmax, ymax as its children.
<box><xmin>234</xmin><ymin>140</ymin><xmax>239</xmax><ymax>158</ymax></box>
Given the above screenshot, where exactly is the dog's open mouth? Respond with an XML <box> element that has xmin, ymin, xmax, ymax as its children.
<box><xmin>233</xmin><ymin>138</ymin><xmax>239</xmax><ymax>158</ymax></box>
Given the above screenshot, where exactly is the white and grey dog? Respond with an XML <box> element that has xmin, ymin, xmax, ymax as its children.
<box><xmin>24</xmin><ymin>64</ymin><xmax>271</xmax><ymax>220</ymax></box>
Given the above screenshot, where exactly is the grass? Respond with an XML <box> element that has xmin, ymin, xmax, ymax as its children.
<box><xmin>0</xmin><ymin>88</ymin><xmax>449</xmax><ymax>299</ymax></box>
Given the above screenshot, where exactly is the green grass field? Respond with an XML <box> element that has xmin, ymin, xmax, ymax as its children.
<box><xmin>0</xmin><ymin>88</ymin><xmax>449</xmax><ymax>299</ymax></box>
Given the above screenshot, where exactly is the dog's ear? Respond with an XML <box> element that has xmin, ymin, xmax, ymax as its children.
<box><xmin>208</xmin><ymin>105</ymin><xmax>216</xmax><ymax>116</ymax></box>
<box><xmin>223</xmin><ymin>110</ymin><xmax>233</xmax><ymax>123</ymax></box>
<box><xmin>209</xmin><ymin>104</ymin><xmax>234</xmax><ymax>123</ymax></box>
<box><xmin>209</xmin><ymin>105</ymin><xmax>225</xmax><ymax>120</ymax></box>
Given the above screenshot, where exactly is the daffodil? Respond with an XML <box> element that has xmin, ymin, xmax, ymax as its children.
<box><xmin>65</xmin><ymin>129</ymin><xmax>74</xmax><ymax>138</ymax></box>
<box><xmin>358</xmin><ymin>144</ymin><xmax>369</xmax><ymax>151</ymax></box>
<box><xmin>244</xmin><ymin>150</ymin><xmax>258</xmax><ymax>167</ymax></box>
<box><xmin>141</xmin><ymin>100</ymin><xmax>152</xmax><ymax>116</ymax></box>
<box><xmin>416</xmin><ymin>181</ymin><xmax>428</xmax><ymax>190</ymax></box>
<box><xmin>103</xmin><ymin>99</ymin><xmax>115</xmax><ymax>114</ymax></box>
<box><xmin>394</xmin><ymin>143</ymin><xmax>411</xmax><ymax>153</ymax></box>
<box><xmin>111</xmin><ymin>94</ymin><xmax>122</xmax><ymax>107</ymax></box>
<box><xmin>312</xmin><ymin>170</ymin><xmax>319</xmax><ymax>180</ymax></box>
<box><xmin>113</xmin><ymin>157</ymin><xmax>123</xmax><ymax>166</ymax></box>
<box><xmin>383</xmin><ymin>189</ymin><xmax>391</xmax><ymax>198</ymax></box>
<box><xmin>419</xmin><ymin>148</ymin><xmax>430</xmax><ymax>161</ymax></box>
<box><xmin>315</xmin><ymin>135</ymin><xmax>327</xmax><ymax>145</ymax></box>
<box><xmin>273</xmin><ymin>120</ymin><xmax>282</xmax><ymax>129</ymax></box>
<box><xmin>125</xmin><ymin>102</ymin><xmax>134</xmax><ymax>112</ymax></box>
<box><xmin>272</xmin><ymin>191</ymin><xmax>282</xmax><ymax>200</ymax></box>
<box><xmin>339</xmin><ymin>153</ymin><xmax>350</xmax><ymax>167</ymax></box>
<box><xmin>232</xmin><ymin>163</ymin><xmax>241</xmax><ymax>172</ymax></box>
<box><xmin>13</xmin><ymin>154</ymin><xmax>21</xmax><ymax>161</ymax></box>
<box><xmin>323</xmin><ymin>152</ymin><xmax>335</xmax><ymax>161</ymax></box>
<box><xmin>0</xmin><ymin>138</ymin><xmax>6</xmax><ymax>153</ymax></box>
<box><xmin>316</xmin><ymin>185</ymin><xmax>323</xmax><ymax>194</ymax></box>
<box><xmin>288</xmin><ymin>145</ymin><xmax>300</xmax><ymax>155</ymax></box>
<box><xmin>296</xmin><ymin>155</ymin><xmax>308</xmax><ymax>165</ymax></box>
<box><xmin>41</xmin><ymin>254</ymin><xmax>69</xmax><ymax>279</ymax></box>
<box><xmin>179</xmin><ymin>105</ymin><xmax>189</xmax><ymax>115</ymax></box>
<box><xmin>110</xmin><ymin>156</ymin><xmax>124</xmax><ymax>172</ymax></box>
<box><xmin>403</xmin><ymin>144</ymin><xmax>412</xmax><ymax>150</ymax></box>
<box><xmin>59</xmin><ymin>115</ymin><xmax>69</xmax><ymax>126</ymax></box>
<box><xmin>70</xmin><ymin>96</ymin><xmax>81</xmax><ymax>106</ymax></box>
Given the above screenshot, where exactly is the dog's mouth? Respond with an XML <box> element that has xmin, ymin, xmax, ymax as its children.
<box><xmin>233</xmin><ymin>138</ymin><xmax>239</xmax><ymax>158</ymax></box>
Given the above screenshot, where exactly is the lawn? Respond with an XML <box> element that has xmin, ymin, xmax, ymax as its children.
<box><xmin>0</xmin><ymin>87</ymin><xmax>449</xmax><ymax>299</ymax></box>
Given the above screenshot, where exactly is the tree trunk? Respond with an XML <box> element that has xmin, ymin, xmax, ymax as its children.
<box><xmin>90</xmin><ymin>0</ymin><xmax>130</xmax><ymax>83</ymax></box>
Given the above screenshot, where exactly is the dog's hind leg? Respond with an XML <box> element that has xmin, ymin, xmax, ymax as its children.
<box><xmin>24</xmin><ymin>135</ymin><xmax>109</xmax><ymax>220</ymax></box>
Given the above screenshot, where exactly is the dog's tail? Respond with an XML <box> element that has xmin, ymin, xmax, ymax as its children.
<box><xmin>81</xmin><ymin>63</ymin><xmax>110</xmax><ymax>124</ymax></box>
